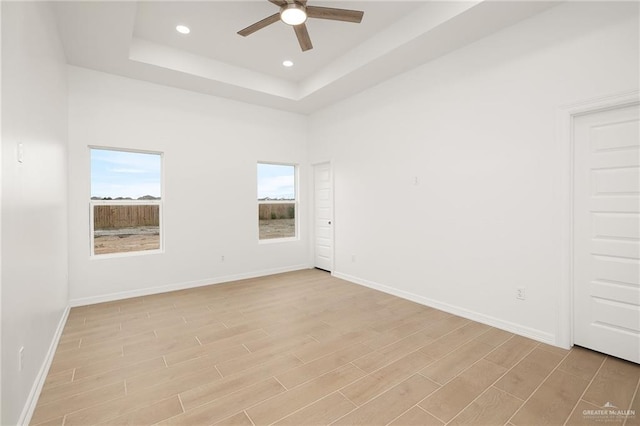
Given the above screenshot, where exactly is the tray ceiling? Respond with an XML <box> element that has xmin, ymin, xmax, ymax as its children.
<box><xmin>54</xmin><ymin>1</ymin><xmax>559</xmax><ymax>114</ymax></box>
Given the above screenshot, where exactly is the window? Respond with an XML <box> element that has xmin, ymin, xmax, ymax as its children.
<box><xmin>90</xmin><ymin>148</ymin><xmax>163</xmax><ymax>257</ymax></box>
<box><xmin>257</xmin><ymin>163</ymin><xmax>297</xmax><ymax>241</ymax></box>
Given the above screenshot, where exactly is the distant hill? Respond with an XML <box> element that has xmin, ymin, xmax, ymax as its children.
<box><xmin>91</xmin><ymin>195</ymin><xmax>160</xmax><ymax>200</ymax></box>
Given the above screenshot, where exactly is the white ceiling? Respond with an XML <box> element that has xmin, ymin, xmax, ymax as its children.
<box><xmin>133</xmin><ymin>2</ymin><xmax>423</xmax><ymax>82</ymax></box>
<box><xmin>54</xmin><ymin>1</ymin><xmax>560</xmax><ymax>114</ymax></box>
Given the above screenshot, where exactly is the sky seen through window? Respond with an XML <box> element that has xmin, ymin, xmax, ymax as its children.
<box><xmin>257</xmin><ymin>163</ymin><xmax>295</xmax><ymax>200</ymax></box>
<box><xmin>91</xmin><ymin>149</ymin><xmax>161</xmax><ymax>199</ymax></box>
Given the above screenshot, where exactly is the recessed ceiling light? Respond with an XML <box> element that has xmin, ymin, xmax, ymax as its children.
<box><xmin>282</xmin><ymin>60</ymin><xmax>294</xmax><ymax>68</ymax></box>
<box><xmin>176</xmin><ymin>25</ymin><xmax>190</xmax><ymax>34</ymax></box>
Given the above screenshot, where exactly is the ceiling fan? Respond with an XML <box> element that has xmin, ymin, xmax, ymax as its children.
<box><xmin>237</xmin><ymin>0</ymin><xmax>364</xmax><ymax>52</ymax></box>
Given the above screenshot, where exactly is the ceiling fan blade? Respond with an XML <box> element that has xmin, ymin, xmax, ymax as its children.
<box><xmin>294</xmin><ymin>24</ymin><xmax>313</xmax><ymax>51</ymax></box>
<box><xmin>268</xmin><ymin>0</ymin><xmax>287</xmax><ymax>6</ymax></box>
<box><xmin>306</xmin><ymin>6</ymin><xmax>364</xmax><ymax>23</ymax></box>
<box><xmin>237</xmin><ymin>13</ymin><xmax>281</xmax><ymax>37</ymax></box>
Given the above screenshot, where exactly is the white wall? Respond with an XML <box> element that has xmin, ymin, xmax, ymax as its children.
<box><xmin>67</xmin><ymin>67</ymin><xmax>310</xmax><ymax>304</ymax></box>
<box><xmin>1</xmin><ymin>2</ymin><xmax>69</xmax><ymax>424</ymax></box>
<box><xmin>309</xmin><ymin>2</ymin><xmax>639</xmax><ymax>345</ymax></box>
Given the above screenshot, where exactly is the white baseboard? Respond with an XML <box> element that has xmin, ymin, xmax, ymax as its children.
<box><xmin>19</xmin><ymin>305</ymin><xmax>70</xmax><ymax>426</ymax></box>
<box><xmin>69</xmin><ymin>264</ymin><xmax>312</xmax><ymax>307</ymax></box>
<box><xmin>333</xmin><ymin>271</ymin><xmax>556</xmax><ymax>346</ymax></box>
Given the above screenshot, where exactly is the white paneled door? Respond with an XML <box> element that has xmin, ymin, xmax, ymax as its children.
<box><xmin>573</xmin><ymin>103</ymin><xmax>640</xmax><ymax>363</ymax></box>
<box><xmin>314</xmin><ymin>163</ymin><xmax>333</xmax><ymax>271</ymax></box>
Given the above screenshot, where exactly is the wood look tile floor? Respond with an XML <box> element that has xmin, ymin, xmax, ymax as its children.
<box><xmin>32</xmin><ymin>269</ymin><xmax>639</xmax><ymax>426</ymax></box>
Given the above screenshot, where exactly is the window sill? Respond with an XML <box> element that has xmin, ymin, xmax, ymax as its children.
<box><xmin>258</xmin><ymin>237</ymin><xmax>299</xmax><ymax>245</ymax></box>
<box><xmin>90</xmin><ymin>248</ymin><xmax>164</xmax><ymax>260</ymax></box>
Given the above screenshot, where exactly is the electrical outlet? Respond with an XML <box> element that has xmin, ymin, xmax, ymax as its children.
<box><xmin>18</xmin><ymin>346</ymin><xmax>24</xmax><ymax>372</ymax></box>
<box><xmin>516</xmin><ymin>288</ymin><xmax>526</xmax><ymax>300</ymax></box>
<box><xmin>221</xmin><ymin>255</ymin><xmax>225</xmax><ymax>262</ymax></box>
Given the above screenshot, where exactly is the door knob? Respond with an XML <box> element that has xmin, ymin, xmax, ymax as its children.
<box><xmin>328</xmin><ymin>221</ymin><xmax>332</xmax><ymax>225</ymax></box>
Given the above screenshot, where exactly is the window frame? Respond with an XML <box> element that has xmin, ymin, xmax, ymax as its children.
<box><xmin>257</xmin><ymin>162</ymin><xmax>299</xmax><ymax>244</ymax></box>
<box><xmin>89</xmin><ymin>146</ymin><xmax>164</xmax><ymax>259</ymax></box>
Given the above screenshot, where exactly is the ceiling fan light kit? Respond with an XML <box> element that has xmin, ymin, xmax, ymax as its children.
<box><xmin>281</xmin><ymin>3</ymin><xmax>307</xmax><ymax>26</ymax></box>
<box><xmin>237</xmin><ymin>0</ymin><xmax>364</xmax><ymax>52</ymax></box>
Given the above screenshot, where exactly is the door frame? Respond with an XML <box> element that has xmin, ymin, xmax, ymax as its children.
<box><xmin>557</xmin><ymin>90</ymin><xmax>640</xmax><ymax>350</ymax></box>
<box><xmin>312</xmin><ymin>161</ymin><xmax>335</xmax><ymax>272</ymax></box>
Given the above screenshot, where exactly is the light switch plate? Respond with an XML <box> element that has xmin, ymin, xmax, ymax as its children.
<box><xmin>17</xmin><ymin>143</ymin><xmax>24</xmax><ymax>163</ymax></box>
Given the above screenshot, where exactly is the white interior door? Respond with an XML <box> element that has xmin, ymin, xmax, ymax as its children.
<box><xmin>314</xmin><ymin>163</ymin><xmax>333</xmax><ymax>271</ymax></box>
<box><xmin>573</xmin><ymin>103</ymin><xmax>640</xmax><ymax>363</ymax></box>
